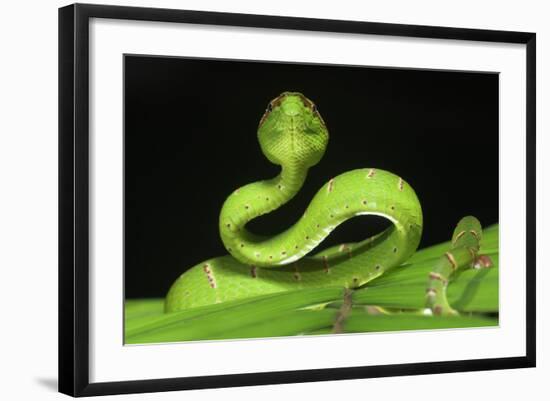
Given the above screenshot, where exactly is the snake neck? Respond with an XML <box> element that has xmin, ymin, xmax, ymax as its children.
<box><xmin>219</xmin><ymin>163</ymin><xmax>308</xmax><ymax>265</ymax></box>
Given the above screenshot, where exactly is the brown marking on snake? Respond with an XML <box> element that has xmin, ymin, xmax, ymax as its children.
<box><xmin>203</xmin><ymin>264</ymin><xmax>217</xmax><ymax>288</ymax></box>
<box><xmin>258</xmin><ymin>110</ymin><xmax>269</xmax><ymax>127</ymax></box>
<box><xmin>327</xmin><ymin>178</ymin><xmax>334</xmax><ymax>193</ymax></box>
<box><xmin>332</xmin><ymin>289</ymin><xmax>353</xmax><ymax>334</ymax></box>
<box><xmin>322</xmin><ymin>255</ymin><xmax>330</xmax><ymax>273</ymax></box>
<box><xmin>293</xmin><ymin>264</ymin><xmax>301</xmax><ymax>281</ymax></box>
<box><xmin>433</xmin><ymin>305</ymin><xmax>443</xmax><ymax>316</ymax></box>
<box><xmin>338</xmin><ymin>244</ymin><xmax>353</xmax><ymax>258</ymax></box>
<box><xmin>367</xmin><ymin>168</ymin><xmax>375</xmax><ymax>178</ymax></box>
<box><xmin>398</xmin><ymin>178</ymin><xmax>404</xmax><ymax>191</ymax></box>
<box><xmin>445</xmin><ymin>252</ymin><xmax>458</xmax><ymax>270</ymax></box>
<box><xmin>250</xmin><ymin>265</ymin><xmax>257</xmax><ymax>278</ymax></box>
<box><xmin>474</xmin><ymin>255</ymin><xmax>493</xmax><ymax>269</ymax></box>
<box><xmin>429</xmin><ymin>272</ymin><xmax>445</xmax><ymax>281</ymax></box>
<box><xmin>258</xmin><ymin>93</ymin><xmax>285</xmax><ymax>127</ymax></box>
<box><xmin>453</xmin><ymin>230</ymin><xmax>466</xmax><ymax>244</ymax></box>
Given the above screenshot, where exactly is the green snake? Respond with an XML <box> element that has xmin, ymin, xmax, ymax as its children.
<box><xmin>165</xmin><ymin>92</ymin><xmax>490</xmax><ymax>316</ymax></box>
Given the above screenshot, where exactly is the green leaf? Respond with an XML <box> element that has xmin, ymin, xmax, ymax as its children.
<box><xmin>342</xmin><ymin>310</ymin><xmax>497</xmax><ymax>333</ymax></box>
<box><xmin>350</xmin><ymin>253</ymin><xmax>498</xmax><ymax>312</ymax></box>
<box><xmin>126</xmin><ymin>287</ymin><xmax>343</xmax><ymax>344</ymax></box>
<box><xmin>125</xmin><ymin>224</ymin><xmax>499</xmax><ymax>343</ymax></box>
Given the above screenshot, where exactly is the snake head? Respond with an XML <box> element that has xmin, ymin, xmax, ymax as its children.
<box><xmin>258</xmin><ymin>92</ymin><xmax>329</xmax><ymax>169</ymax></box>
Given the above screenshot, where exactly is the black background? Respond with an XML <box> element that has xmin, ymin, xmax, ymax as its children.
<box><xmin>124</xmin><ymin>55</ymin><xmax>498</xmax><ymax>299</ymax></box>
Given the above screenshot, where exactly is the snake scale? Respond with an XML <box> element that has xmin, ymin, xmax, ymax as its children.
<box><xmin>165</xmin><ymin>92</ymin><xmax>490</xmax><ymax>316</ymax></box>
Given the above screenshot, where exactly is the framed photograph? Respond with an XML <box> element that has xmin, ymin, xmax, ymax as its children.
<box><xmin>59</xmin><ymin>3</ymin><xmax>536</xmax><ymax>397</ymax></box>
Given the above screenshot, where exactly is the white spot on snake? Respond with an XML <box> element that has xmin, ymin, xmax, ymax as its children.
<box><xmin>367</xmin><ymin>169</ymin><xmax>375</xmax><ymax>178</ymax></box>
<box><xmin>398</xmin><ymin>178</ymin><xmax>404</xmax><ymax>191</ymax></box>
<box><xmin>469</xmin><ymin>230</ymin><xmax>480</xmax><ymax>240</ymax></box>
<box><xmin>202</xmin><ymin>264</ymin><xmax>217</xmax><ymax>289</ymax></box>
<box><xmin>327</xmin><ymin>178</ymin><xmax>334</xmax><ymax>193</ymax></box>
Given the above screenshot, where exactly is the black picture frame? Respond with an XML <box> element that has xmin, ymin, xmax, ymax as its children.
<box><xmin>59</xmin><ymin>3</ymin><xmax>536</xmax><ymax>397</ymax></box>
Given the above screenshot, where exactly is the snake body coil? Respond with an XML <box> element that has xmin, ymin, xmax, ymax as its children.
<box><xmin>165</xmin><ymin>92</ymin><xmax>423</xmax><ymax>312</ymax></box>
